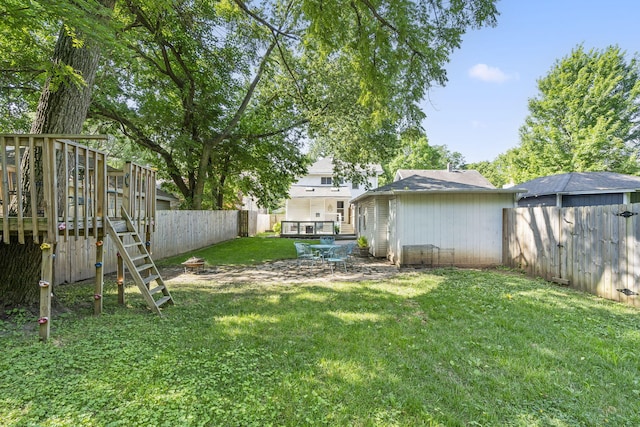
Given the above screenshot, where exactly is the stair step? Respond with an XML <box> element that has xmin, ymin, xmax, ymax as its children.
<box><xmin>155</xmin><ymin>295</ymin><xmax>172</xmax><ymax>307</ymax></box>
<box><xmin>136</xmin><ymin>263</ymin><xmax>154</xmax><ymax>272</ymax></box>
<box><xmin>149</xmin><ymin>284</ymin><xmax>165</xmax><ymax>295</ymax></box>
<box><xmin>143</xmin><ymin>274</ymin><xmax>161</xmax><ymax>286</ymax></box>
<box><xmin>129</xmin><ymin>253</ymin><xmax>149</xmax><ymax>263</ymax></box>
<box><xmin>107</xmin><ymin>208</ymin><xmax>172</xmax><ymax>317</ymax></box>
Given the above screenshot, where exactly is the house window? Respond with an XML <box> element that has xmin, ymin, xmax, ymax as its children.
<box><xmin>352</xmin><ymin>182</ymin><xmax>359</xmax><ymax>190</ymax></box>
<box><xmin>321</xmin><ymin>177</ymin><xmax>332</xmax><ymax>185</ymax></box>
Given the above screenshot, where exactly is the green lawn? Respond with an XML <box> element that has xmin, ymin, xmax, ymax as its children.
<box><xmin>2</xmin><ymin>238</ymin><xmax>640</xmax><ymax>426</ymax></box>
<box><xmin>157</xmin><ymin>235</ymin><xmax>315</xmax><ymax>266</ymax></box>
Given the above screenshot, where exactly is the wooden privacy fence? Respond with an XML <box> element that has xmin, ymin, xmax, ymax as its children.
<box><xmin>56</xmin><ymin>210</ymin><xmax>239</xmax><ymax>284</ymax></box>
<box><xmin>503</xmin><ymin>205</ymin><xmax>640</xmax><ymax>306</ymax></box>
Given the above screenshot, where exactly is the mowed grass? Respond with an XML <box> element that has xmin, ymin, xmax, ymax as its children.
<box><xmin>2</xmin><ymin>239</ymin><xmax>640</xmax><ymax>426</ymax></box>
<box><xmin>157</xmin><ymin>235</ymin><xmax>312</xmax><ymax>266</ymax></box>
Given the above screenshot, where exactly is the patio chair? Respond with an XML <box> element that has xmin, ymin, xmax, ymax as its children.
<box><xmin>320</xmin><ymin>236</ymin><xmax>335</xmax><ymax>245</ymax></box>
<box><xmin>294</xmin><ymin>242</ymin><xmax>321</xmax><ymax>269</ymax></box>
<box><xmin>344</xmin><ymin>242</ymin><xmax>358</xmax><ymax>265</ymax></box>
<box><xmin>325</xmin><ymin>244</ymin><xmax>348</xmax><ymax>274</ymax></box>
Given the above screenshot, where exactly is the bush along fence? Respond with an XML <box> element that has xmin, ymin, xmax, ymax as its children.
<box><xmin>503</xmin><ymin>204</ymin><xmax>640</xmax><ymax>307</ymax></box>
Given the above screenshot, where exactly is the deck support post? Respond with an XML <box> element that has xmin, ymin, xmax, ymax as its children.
<box><xmin>94</xmin><ymin>233</ymin><xmax>105</xmax><ymax>315</ymax></box>
<box><xmin>117</xmin><ymin>249</ymin><xmax>125</xmax><ymax>305</ymax></box>
<box><xmin>39</xmin><ymin>241</ymin><xmax>54</xmax><ymax>341</ymax></box>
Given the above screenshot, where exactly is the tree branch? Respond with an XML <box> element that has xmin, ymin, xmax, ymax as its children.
<box><xmin>240</xmin><ymin>117</ymin><xmax>310</xmax><ymax>140</ymax></box>
<box><xmin>89</xmin><ymin>104</ymin><xmax>190</xmax><ymax>196</ymax></box>
<box><xmin>358</xmin><ymin>0</ymin><xmax>426</xmax><ymax>59</ymax></box>
<box><xmin>273</xmin><ymin>35</ymin><xmax>308</xmax><ymax>109</ymax></box>
<box><xmin>214</xmin><ymin>40</ymin><xmax>277</xmax><ymax>143</ymax></box>
<box><xmin>233</xmin><ymin>0</ymin><xmax>298</xmax><ymax>40</ymax></box>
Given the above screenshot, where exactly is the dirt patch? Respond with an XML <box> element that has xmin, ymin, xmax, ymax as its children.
<box><xmin>163</xmin><ymin>257</ymin><xmax>403</xmax><ymax>285</ymax></box>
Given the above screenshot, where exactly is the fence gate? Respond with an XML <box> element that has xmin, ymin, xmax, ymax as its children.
<box><xmin>504</xmin><ymin>205</ymin><xmax>640</xmax><ymax>306</ymax></box>
<box><xmin>238</xmin><ymin>210</ymin><xmax>249</xmax><ymax>237</ymax></box>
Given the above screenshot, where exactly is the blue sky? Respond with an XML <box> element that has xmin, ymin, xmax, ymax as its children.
<box><xmin>421</xmin><ymin>0</ymin><xmax>639</xmax><ymax>164</ymax></box>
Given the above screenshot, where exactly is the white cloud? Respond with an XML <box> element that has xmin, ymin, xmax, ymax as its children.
<box><xmin>468</xmin><ymin>64</ymin><xmax>517</xmax><ymax>83</ymax></box>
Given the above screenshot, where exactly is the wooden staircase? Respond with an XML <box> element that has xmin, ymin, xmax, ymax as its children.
<box><xmin>340</xmin><ymin>221</ymin><xmax>355</xmax><ymax>235</ymax></box>
<box><xmin>106</xmin><ymin>207</ymin><xmax>174</xmax><ymax>315</ymax></box>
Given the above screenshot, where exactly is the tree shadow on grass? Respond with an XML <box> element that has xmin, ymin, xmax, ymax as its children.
<box><xmin>3</xmin><ymin>269</ymin><xmax>639</xmax><ymax>426</ymax></box>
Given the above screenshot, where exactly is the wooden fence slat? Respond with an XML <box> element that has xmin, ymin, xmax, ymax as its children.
<box><xmin>73</xmin><ymin>145</ymin><xmax>80</xmax><ymax>239</ymax></box>
<box><xmin>28</xmin><ymin>137</ymin><xmax>39</xmax><ymax>242</ymax></box>
<box><xmin>1</xmin><ymin>136</ymin><xmax>9</xmax><ymax>243</ymax></box>
<box><xmin>62</xmin><ymin>141</ymin><xmax>70</xmax><ymax>242</ymax></box>
<box><xmin>503</xmin><ymin>204</ymin><xmax>640</xmax><ymax>306</ymax></box>
<box><xmin>14</xmin><ymin>137</ymin><xmax>25</xmax><ymax>244</ymax></box>
<box><xmin>83</xmin><ymin>146</ymin><xmax>89</xmax><ymax>238</ymax></box>
<box><xmin>52</xmin><ymin>210</ymin><xmax>241</xmax><ymax>284</ymax></box>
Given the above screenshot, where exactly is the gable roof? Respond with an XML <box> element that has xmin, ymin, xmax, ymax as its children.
<box><xmin>518</xmin><ymin>172</ymin><xmax>640</xmax><ymax>198</ymax></box>
<box><xmin>352</xmin><ymin>169</ymin><xmax>524</xmax><ymax>203</ymax></box>
<box><xmin>306</xmin><ymin>157</ymin><xmax>384</xmax><ymax>175</ymax></box>
<box><xmin>394</xmin><ymin>169</ymin><xmax>496</xmax><ymax>189</ymax></box>
<box><xmin>307</xmin><ymin>157</ymin><xmax>335</xmax><ymax>174</ymax></box>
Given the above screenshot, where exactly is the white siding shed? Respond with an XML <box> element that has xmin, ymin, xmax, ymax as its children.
<box><xmin>352</xmin><ymin>169</ymin><xmax>524</xmax><ymax>267</ymax></box>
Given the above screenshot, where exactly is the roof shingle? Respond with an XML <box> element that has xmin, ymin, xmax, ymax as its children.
<box><xmin>518</xmin><ymin>172</ymin><xmax>640</xmax><ymax>198</ymax></box>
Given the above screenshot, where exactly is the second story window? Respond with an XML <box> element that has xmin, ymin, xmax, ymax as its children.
<box><xmin>321</xmin><ymin>177</ymin><xmax>332</xmax><ymax>185</ymax></box>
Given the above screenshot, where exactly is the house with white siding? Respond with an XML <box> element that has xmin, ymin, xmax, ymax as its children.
<box><xmin>284</xmin><ymin>157</ymin><xmax>383</xmax><ymax>236</ymax></box>
<box><xmin>352</xmin><ymin>167</ymin><xmax>524</xmax><ymax>266</ymax></box>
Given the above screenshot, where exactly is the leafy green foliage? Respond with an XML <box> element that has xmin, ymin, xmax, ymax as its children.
<box><xmin>505</xmin><ymin>45</ymin><xmax>640</xmax><ymax>183</ymax></box>
<box><xmin>466</xmin><ymin>157</ymin><xmax>512</xmax><ymax>188</ymax></box>
<box><xmin>0</xmin><ymin>0</ymin><xmax>117</xmax><ymax>131</ymax></box>
<box><xmin>382</xmin><ymin>132</ymin><xmax>465</xmax><ymax>184</ymax></box>
<box><xmin>2</xmin><ymin>268</ymin><xmax>639</xmax><ymax>425</ymax></box>
<box><xmin>90</xmin><ymin>0</ymin><xmax>313</xmax><ymax>209</ymax></box>
<box><xmin>3</xmin><ymin>0</ymin><xmax>498</xmax><ymax>208</ymax></box>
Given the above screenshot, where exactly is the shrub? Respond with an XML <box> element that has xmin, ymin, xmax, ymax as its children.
<box><xmin>357</xmin><ymin>235</ymin><xmax>368</xmax><ymax>248</ymax></box>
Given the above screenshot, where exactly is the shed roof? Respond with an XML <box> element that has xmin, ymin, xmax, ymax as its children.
<box><xmin>156</xmin><ymin>188</ymin><xmax>180</xmax><ymax>202</ymax></box>
<box><xmin>394</xmin><ymin>169</ymin><xmax>496</xmax><ymax>189</ymax></box>
<box><xmin>518</xmin><ymin>172</ymin><xmax>640</xmax><ymax>198</ymax></box>
<box><xmin>352</xmin><ymin>170</ymin><xmax>524</xmax><ymax>203</ymax></box>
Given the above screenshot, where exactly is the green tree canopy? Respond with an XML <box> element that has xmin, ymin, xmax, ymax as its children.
<box><xmin>381</xmin><ymin>132</ymin><xmax>465</xmax><ymax>184</ymax></box>
<box><xmin>2</xmin><ymin>0</ymin><xmax>499</xmax><ymax>209</ymax></box>
<box><xmin>506</xmin><ymin>45</ymin><xmax>640</xmax><ymax>183</ymax></box>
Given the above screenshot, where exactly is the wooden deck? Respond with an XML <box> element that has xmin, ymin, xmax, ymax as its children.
<box><xmin>0</xmin><ymin>134</ymin><xmax>161</xmax><ymax>341</ymax></box>
<box><xmin>0</xmin><ymin>134</ymin><xmax>157</xmax><ymax>243</ymax></box>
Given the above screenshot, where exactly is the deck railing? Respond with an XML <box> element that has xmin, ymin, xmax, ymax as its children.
<box><xmin>107</xmin><ymin>161</ymin><xmax>157</xmax><ymax>236</ymax></box>
<box><xmin>0</xmin><ymin>134</ymin><xmax>157</xmax><ymax>244</ymax></box>
<box><xmin>0</xmin><ymin>134</ymin><xmax>108</xmax><ymax>244</ymax></box>
<box><xmin>280</xmin><ymin>220</ymin><xmax>336</xmax><ymax>236</ymax></box>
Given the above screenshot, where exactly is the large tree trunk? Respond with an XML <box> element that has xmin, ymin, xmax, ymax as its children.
<box><xmin>0</xmin><ymin>0</ymin><xmax>114</xmax><ymax>307</ymax></box>
<box><xmin>30</xmin><ymin>27</ymin><xmax>102</xmax><ymax>134</ymax></box>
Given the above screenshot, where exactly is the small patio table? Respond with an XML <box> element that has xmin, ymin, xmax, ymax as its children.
<box><xmin>309</xmin><ymin>244</ymin><xmax>340</xmax><ymax>260</ymax></box>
